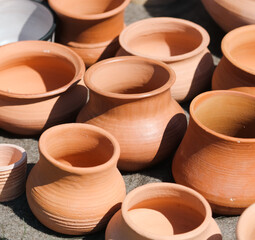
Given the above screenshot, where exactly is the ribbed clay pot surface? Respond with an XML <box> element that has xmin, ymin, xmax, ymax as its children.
<box><xmin>117</xmin><ymin>17</ymin><xmax>214</xmax><ymax>102</ymax></box>
<box><xmin>0</xmin><ymin>144</ymin><xmax>27</xmax><ymax>202</ymax></box>
<box><xmin>0</xmin><ymin>40</ymin><xmax>87</xmax><ymax>135</ymax></box>
<box><xmin>26</xmin><ymin>123</ymin><xmax>126</xmax><ymax>235</ymax></box>
<box><xmin>77</xmin><ymin>56</ymin><xmax>187</xmax><ymax>171</ymax></box>
<box><xmin>212</xmin><ymin>25</ymin><xmax>255</xmax><ymax>96</ymax></box>
<box><xmin>106</xmin><ymin>182</ymin><xmax>222</xmax><ymax>240</ymax></box>
<box><xmin>172</xmin><ymin>90</ymin><xmax>255</xmax><ymax>215</ymax></box>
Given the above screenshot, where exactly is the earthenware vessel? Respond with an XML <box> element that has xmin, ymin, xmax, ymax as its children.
<box><xmin>48</xmin><ymin>0</ymin><xmax>130</xmax><ymax>66</ymax></box>
<box><xmin>0</xmin><ymin>144</ymin><xmax>27</xmax><ymax>202</ymax></box>
<box><xmin>172</xmin><ymin>90</ymin><xmax>255</xmax><ymax>215</ymax></box>
<box><xmin>0</xmin><ymin>40</ymin><xmax>87</xmax><ymax>135</ymax></box>
<box><xmin>77</xmin><ymin>56</ymin><xmax>187</xmax><ymax>171</ymax></box>
<box><xmin>0</xmin><ymin>0</ymin><xmax>55</xmax><ymax>46</ymax></box>
<box><xmin>236</xmin><ymin>203</ymin><xmax>255</xmax><ymax>240</ymax></box>
<box><xmin>117</xmin><ymin>17</ymin><xmax>214</xmax><ymax>102</ymax></box>
<box><xmin>106</xmin><ymin>182</ymin><xmax>222</xmax><ymax>240</ymax></box>
<box><xmin>26</xmin><ymin>123</ymin><xmax>126</xmax><ymax>235</ymax></box>
<box><xmin>212</xmin><ymin>25</ymin><xmax>255</xmax><ymax>96</ymax></box>
<box><xmin>201</xmin><ymin>0</ymin><xmax>255</xmax><ymax>32</ymax></box>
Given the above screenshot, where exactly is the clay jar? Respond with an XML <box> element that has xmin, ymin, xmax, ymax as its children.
<box><xmin>201</xmin><ymin>0</ymin><xmax>255</xmax><ymax>32</ymax></box>
<box><xmin>0</xmin><ymin>40</ymin><xmax>87</xmax><ymax>135</ymax></box>
<box><xmin>76</xmin><ymin>56</ymin><xmax>187</xmax><ymax>171</ymax></box>
<box><xmin>105</xmin><ymin>183</ymin><xmax>222</xmax><ymax>240</ymax></box>
<box><xmin>0</xmin><ymin>144</ymin><xmax>27</xmax><ymax>202</ymax></box>
<box><xmin>48</xmin><ymin>0</ymin><xmax>130</xmax><ymax>67</ymax></box>
<box><xmin>212</xmin><ymin>25</ymin><xmax>255</xmax><ymax>96</ymax></box>
<box><xmin>117</xmin><ymin>17</ymin><xmax>214</xmax><ymax>102</ymax></box>
<box><xmin>172</xmin><ymin>90</ymin><xmax>255</xmax><ymax>215</ymax></box>
<box><xmin>26</xmin><ymin>123</ymin><xmax>126</xmax><ymax>235</ymax></box>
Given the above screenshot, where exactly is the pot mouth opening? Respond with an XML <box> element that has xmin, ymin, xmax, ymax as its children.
<box><xmin>191</xmin><ymin>91</ymin><xmax>255</xmax><ymax>141</ymax></box>
<box><xmin>119</xmin><ymin>18</ymin><xmax>209</xmax><ymax>62</ymax></box>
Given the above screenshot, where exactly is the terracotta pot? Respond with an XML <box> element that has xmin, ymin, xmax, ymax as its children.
<box><xmin>201</xmin><ymin>0</ymin><xmax>255</xmax><ymax>32</ymax></box>
<box><xmin>76</xmin><ymin>56</ymin><xmax>187</xmax><ymax>171</ymax></box>
<box><xmin>172</xmin><ymin>90</ymin><xmax>255</xmax><ymax>215</ymax></box>
<box><xmin>0</xmin><ymin>144</ymin><xmax>27</xmax><ymax>202</ymax></box>
<box><xmin>0</xmin><ymin>40</ymin><xmax>87</xmax><ymax>135</ymax></box>
<box><xmin>117</xmin><ymin>17</ymin><xmax>214</xmax><ymax>102</ymax></box>
<box><xmin>26</xmin><ymin>123</ymin><xmax>126</xmax><ymax>235</ymax></box>
<box><xmin>212</xmin><ymin>25</ymin><xmax>255</xmax><ymax>96</ymax></box>
<box><xmin>106</xmin><ymin>183</ymin><xmax>222</xmax><ymax>240</ymax></box>
<box><xmin>48</xmin><ymin>0</ymin><xmax>130</xmax><ymax>67</ymax></box>
<box><xmin>236</xmin><ymin>203</ymin><xmax>255</xmax><ymax>240</ymax></box>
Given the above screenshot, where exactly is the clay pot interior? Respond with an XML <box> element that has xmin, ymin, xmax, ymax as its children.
<box><xmin>0</xmin><ymin>145</ymin><xmax>24</xmax><ymax>167</ymax></box>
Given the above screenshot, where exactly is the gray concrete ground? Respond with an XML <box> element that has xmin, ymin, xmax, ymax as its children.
<box><xmin>0</xmin><ymin>0</ymin><xmax>239</xmax><ymax>239</ymax></box>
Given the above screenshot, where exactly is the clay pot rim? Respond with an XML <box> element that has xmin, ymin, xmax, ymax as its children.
<box><xmin>0</xmin><ymin>40</ymin><xmax>85</xmax><ymax>100</ymax></box>
<box><xmin>85</xmin><ymin>56</ymin><xmax>175</xmax><ymax>100</ymax></box>
<box><xmin>48</xmin><ymin>0</ymin><xmax>130</xmax><ymax>20</ymax></box>
<box><xmin>222</xmin><ymin>24</ymin><xmax>255</xmax><ymax>75</ymax></box>
<box><xmin>121</xmin><ymin>182</ymin><xmax>213</xmax><ymax>239</ymax></box>
<box><xmin>0</xmin><ymin>144</ymin><xmax>27</xmax><ymax>172</ymax></box>
<box><xmin>190</xmin><ymin>90</ymin><xmax>255</xmax><ymax>143</ymax></box>
<box><xmin>119</xmin><ymin>17</ymin><xmax>210</xmax><ymax>62</ymax></box>
<box><xmin>39</xmin><ymin>123</ymin><xmax>120</xmax><ymax>174</ymax></box>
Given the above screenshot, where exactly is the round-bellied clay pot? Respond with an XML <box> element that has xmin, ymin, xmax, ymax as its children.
<box><xmin>236</xmin><ymin>203</ymin><xmax>255</xmax><ymax>240</ymax></box>
<box><xmin>0</xmin><ymin>0</ymin><xmax>55</xmax><ymax>46</ymax></box>
<box><xmin>212</xmin><ymin>25</ymin><xmax>255</xmax><ymax>96</ymax></box>
<box><xmin>76</xmin><ymin>56</ymin><xmax>187</xmax><ymax>171</ymax></box>
<box><xmin>201</xmin><ymin>0</ymin><xmax>255</xmax><ymax>32</ymax></box>
<box><xmin>0</xmin><ymin>40</ymin><xmax>87</xmax><ymax>135</ymax></box>
<box><xmin>0</xmin><ymin>144</ymin><xmax>27</xmax><ymax>202</ymax></box>
<box><xmin>117</xmin><ymin>17</ymin><xmax>214</xmax><ymax>102</ymax></box>
<box><xmin>48</xmin><ymin>0</ymin><xmax>130</xmax><ymax>67</ymax></box>
<box><xmin>26</xmin><ymin>123</ymin><xmax>126</xmax><ymax>235</ymax></box>
<box><xmin>172</xmin><ymin>90</ymin><xmax>255</xmax><ymax>215</ymax></box>
<box><xmin>105</xmin><ymin>183</ymin><xmax>222</xmax><ymax>240</ymax></box>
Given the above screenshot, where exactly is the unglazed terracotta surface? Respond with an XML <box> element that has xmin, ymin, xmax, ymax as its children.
<box><xmin>201</xmin><ymin>0</ymin><xmax>255</xmax><ymax>32</ymax></box>
<box><xmin>0</xmin><ymin>144</ymin><xmax>27</xmax><ymax>202</ymax></box>
<box><xmin>117</xmin><ymin>17</ymin><xmax>214</xmax><ymax>102</ymax></box>
<box><xmin>77</xmin><ymin>56</ymin><xmax>187</xmax><ymax>171</ymax></box>
<box><xmin>212</xmin><ymin>25</ymin><xmax>255</xmax><ymax>96</ymax></box>
<box><xmin>0</xmin><ymin>41</ymin><xmax>87</xmax><ymax>135</ymax></box>
<box><xmin>106</xmin><ymin>183</ymin><xmax>222</xmax><ymax>239</ymax></box>
<box><xmin>172</xmin><ymin>90</ymin><xmax>255</xmax><ymax>215</ymax></box>
<box><xmin>26</xmin><ymin>123</ymin><xmax>126</xmax><ymax>235</ymax></box>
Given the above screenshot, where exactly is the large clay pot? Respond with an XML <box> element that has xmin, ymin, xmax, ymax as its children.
<box><xmin>0</xmin><ymin>40</ymin><xmax>87</xmax><ymax>135</ymax></box>
<box><xmin>212</xmin><ymin>25</ymin><xmax>255</xmax><ymax>96</ymax></box>
<box><xmin>106</xmin><ymin>183</ymin><xmax>222</xmax><ymax>240</ymax></box>
<box><xmin>201</xmin><ymin>0</ymin><xmax>255</xmax><ymax>32</ymax></box>
<box><xmin>172</xmin><ymin>90</ymin><xmax>255</xmax><ymax>215</ymax></box>
<box><xmin>117</xmin><ymin>17</ymin><xmax>214</xmax><ymax>102</ymax></box>
<box><xmin>77</xmin><ymin>56</ymin><xmax>187</xmax><ymax>171</ymax></box>
<box><xmin>48</xmin><ymin>0</ymin><xmax>130</xmax><ymax>67</ymax></box>
<box><xmin>26</xmin><ymin>123</ymin><xmax>126</xmax><ymax>235</ymax></box>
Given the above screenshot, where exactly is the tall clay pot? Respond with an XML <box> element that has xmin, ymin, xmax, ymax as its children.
<box><xmin>77</xmin><ymin>56</ymin><xmax>187</xmax><ymax>171</ymax></box>
<box><xmin>117</xmin><ymin>17</ymin><xmax>214</xmax><ymax>102</ymax></box>
<box><xmin>212</xmin><ymin>25</ymin><xmax>255</xmax><ymax>96</ymax></box>
<box><xmin>26</xmin><ymin>123</ymin><xmax>126</xmax><ymax>235</ymax></box>
<box><xmin>172</xmin><ymin>90</ymin><xmax>255</xmax><ymax>215</ymax></box>
<box><xmin>105</xmin><ymin>183</ymin><xmax>222</xmax><ymax>240</ymax></box>
<box><xmin>48</xmin><ymin>0</ymin><xmax>130</xmax><ymax>67</ymax></box>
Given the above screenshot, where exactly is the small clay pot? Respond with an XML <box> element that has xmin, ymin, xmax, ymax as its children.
<box><xmin>236</xmin><ymin>203</ymin><xmax>255</xmax><ymax>240</ymax></box>
<box><xmin>212</xmin><ymin>25</ymin><xmax>255</xmax><ymax>96</ymax></box>
<box><xmin>117</xmin><ymin>17</ymin><xmax>214</xmax><ymax>102</ymax></box>
<box><xmin>77</xmin><ymin>56</ymin><xmax>187</xmax><ymax>171</ymax></box>
<box><xmin>172</xmin><ymin>90</ymin><xmax>255</xmax><ymax>215</ymax></box>
<box><xmin>0</xmin><ymin>144</ymin><xmax>27</xmax><ymax>202</ymax></box>
<box><xmin>0</xmin><ymin>40</ymin><xmax>87</xmax><ymax>135</ymax></box>
<box><xmin>105</xmin><ymin>183</ymin><xmax>222</xmax><ymax>240</ymax></box>
<box><xmin>201</xmin><ymin>0</ymin><xmax>255</xmax><ymax>32</ymax></box>
<box><xmin>26</xmin><ymin>123</ymin><xmax>126</xmax><ymax>235</ymax></box>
